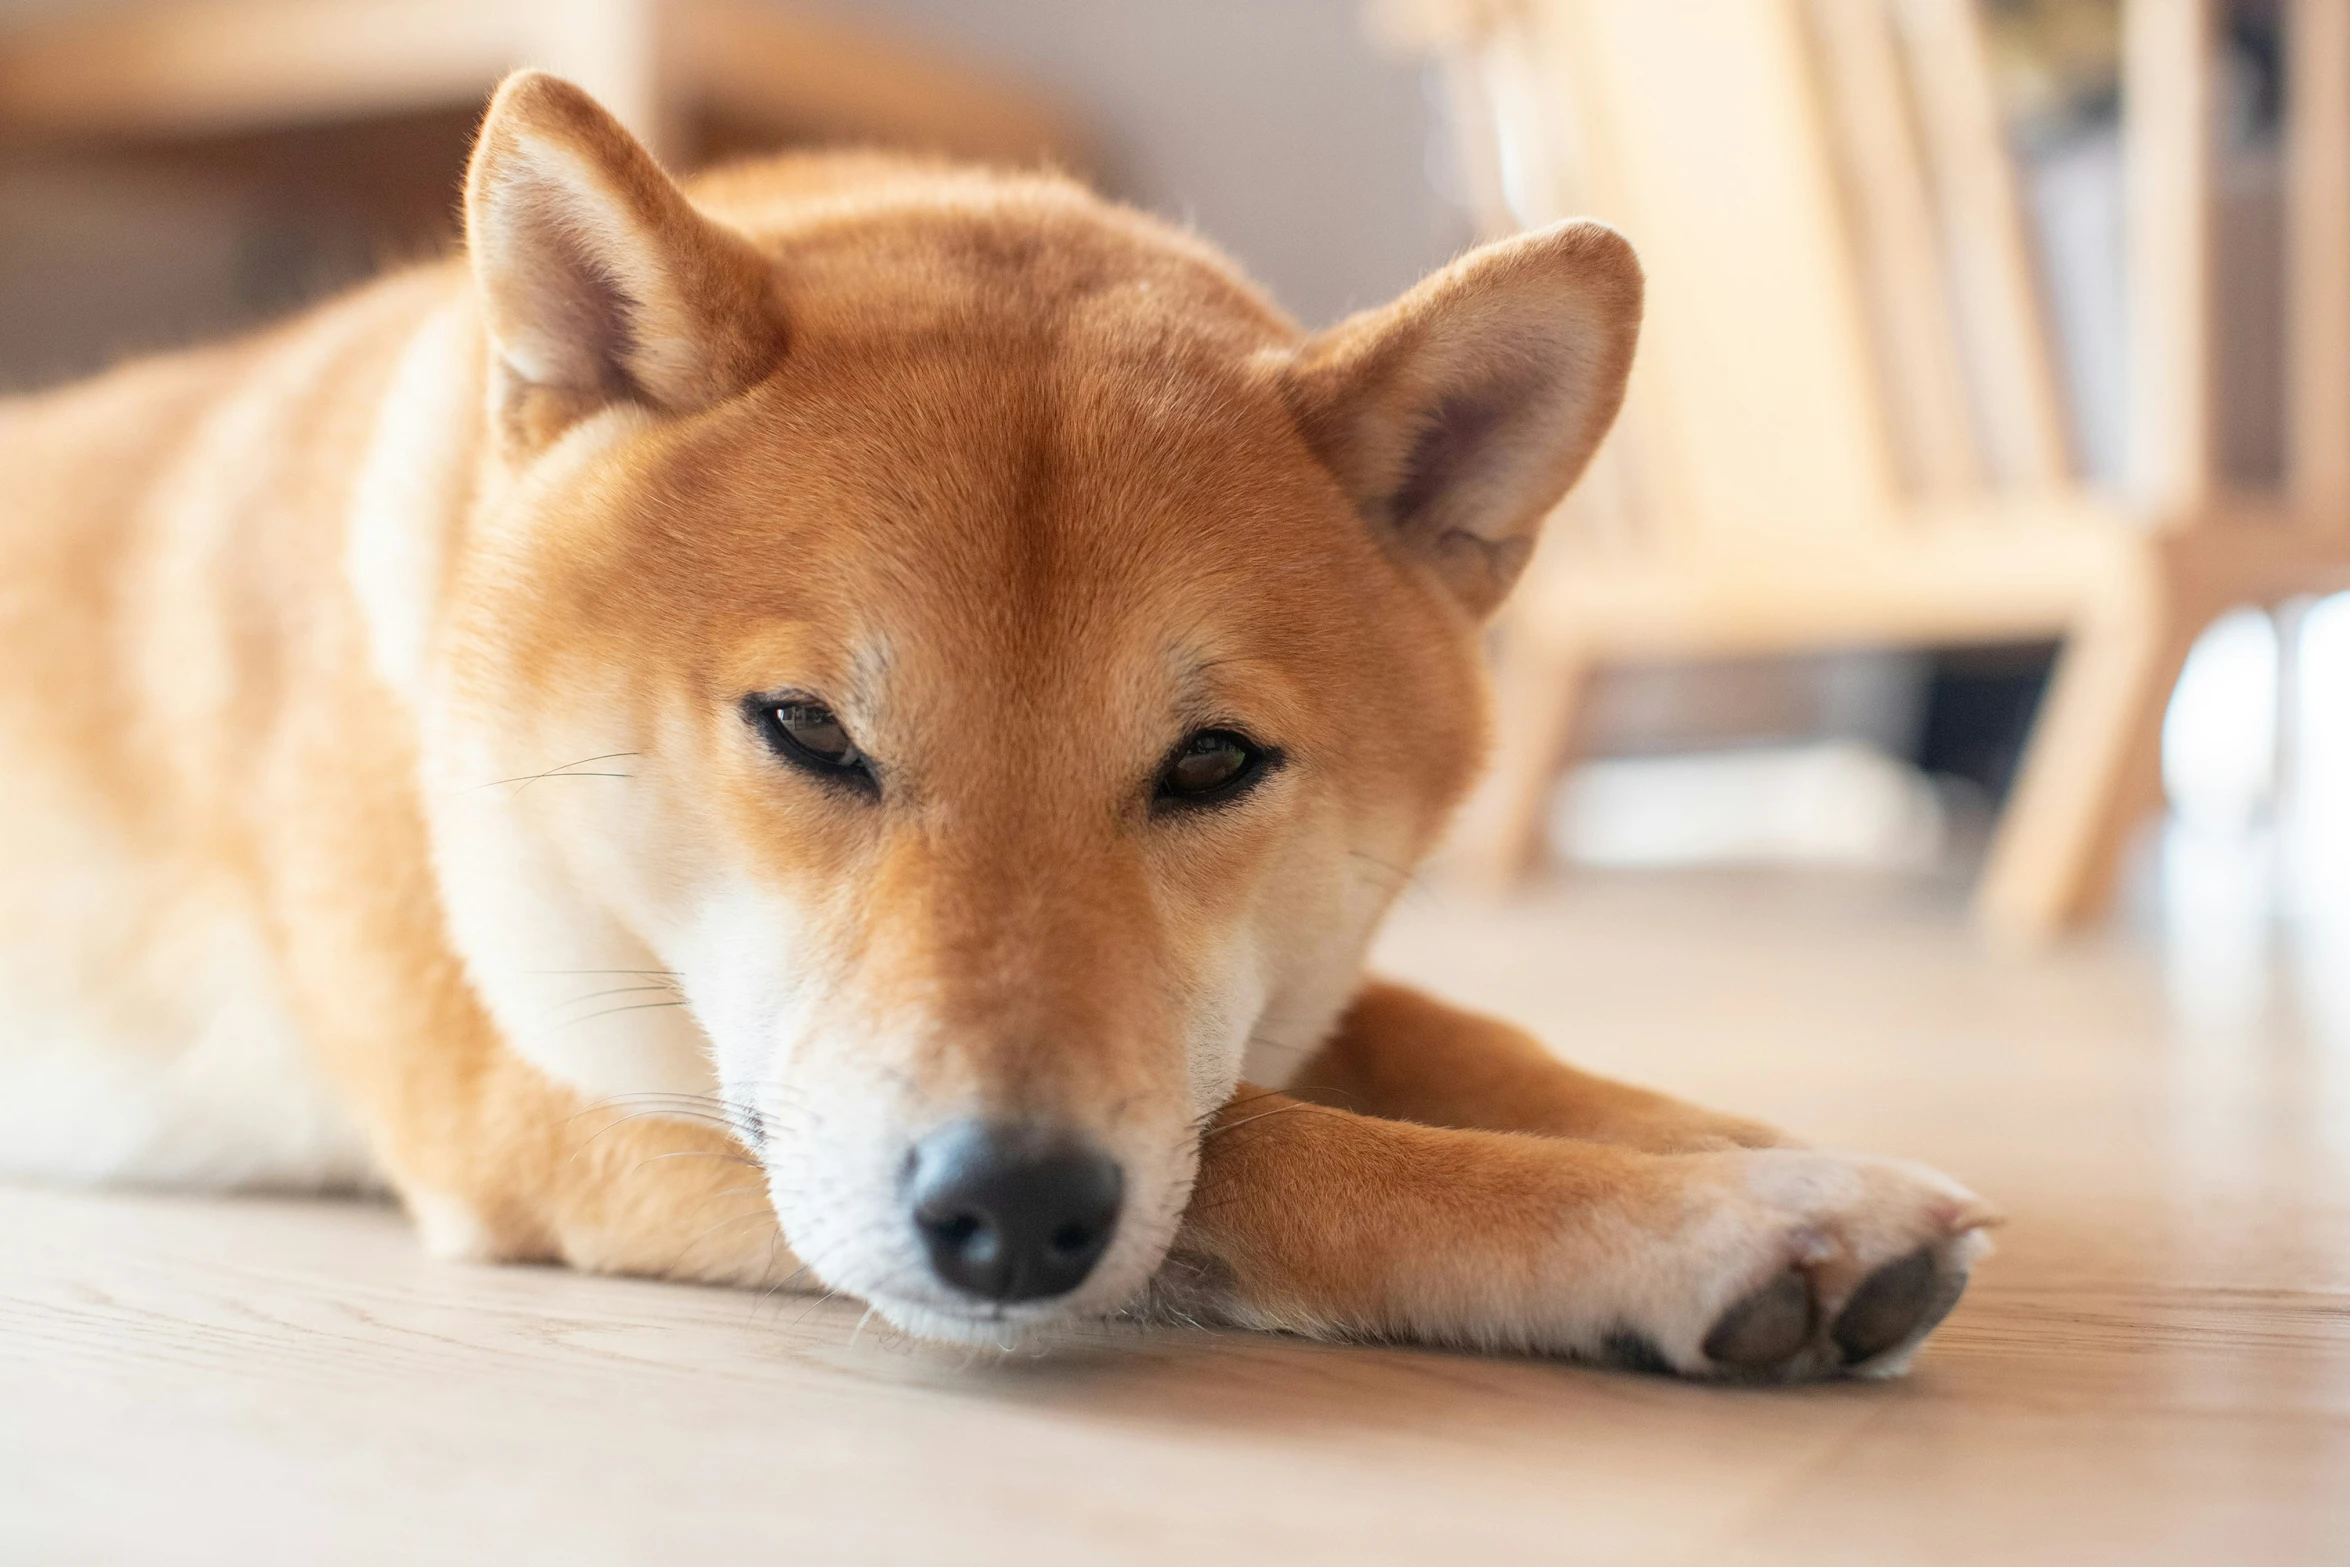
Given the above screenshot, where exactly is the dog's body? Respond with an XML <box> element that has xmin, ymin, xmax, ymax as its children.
<box><xmin>0</xmin><ymin>75</ymin><xmax>1989</xmax><ymax>1379</ymax></box>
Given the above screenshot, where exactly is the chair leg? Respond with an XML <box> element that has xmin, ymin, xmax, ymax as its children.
<box><xmin>1447</xmin><ymin>637</ymin><xmax>1597</xmax><ymax>893</ymax></box>
<box><xmin>1974</xmin><ymin>563</ymin><xmax>2208</xmax><ymax>945</ymax></box>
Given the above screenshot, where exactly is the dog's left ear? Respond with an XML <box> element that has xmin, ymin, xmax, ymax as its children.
<box><xmin>464</xmin><ymin>70</ymin><xmax>786</xmax><ymax>453</ymax></box>
<box><xmin>1281</xmin><ymin>221</ymin><xmax>1642</xmax><ymax>619</ymax></box>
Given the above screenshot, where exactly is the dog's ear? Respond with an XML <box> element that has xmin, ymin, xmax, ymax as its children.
<box><xmin>1280</xmin><ymin>221</ymin><xmax>1642</xmax><ymax>619</ymax></box>
<box><xmin>464</xmin><ymin>71</ymin><xmax>785</xmax><ymax>452</ymax></box>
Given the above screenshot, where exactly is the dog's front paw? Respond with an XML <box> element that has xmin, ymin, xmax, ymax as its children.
<box><xmin>1615</xmin><ymin>1148</ymin><xmax>1997</xmax><ymax>1383</ymax></box>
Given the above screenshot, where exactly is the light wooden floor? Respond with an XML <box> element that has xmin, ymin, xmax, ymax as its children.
<box><xmin>5</xmin><ymin>849</ymin><xmax>2348</xmax><ymax>1565</ymax></box>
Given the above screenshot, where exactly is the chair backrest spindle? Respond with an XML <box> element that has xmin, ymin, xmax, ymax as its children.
<box><xmin>1805</xmin><ymin>0</ymin><xmax>1985</xmax><ymax>499</ymax></box>
<box><xmin>2123</xmin><ymin>0</ymin><xmax>2216</xmax><ymax>517</ymax></box>
<box><xmin>2289</xmin><ymin>0</ymin><xmax>2350</xmax><ymax>527</ymax></box>
<box><xmin>1532</xmin><ymin>0</ymin><xmax>1904</xmax><ymax>552</ymax></box>
<box><xmin>1889</xmin><ymin>0</ymin><xmax>2073</xmax><ymax>492</ymax></box>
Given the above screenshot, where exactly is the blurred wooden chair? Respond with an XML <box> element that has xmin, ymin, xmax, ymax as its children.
<box><xmin>0</xmin><ymin>0</ymin><xmax>1086</xmax><ymax>171</ymax></box>
<box><xmin>1384</xmin><ymin>0</ymin><xmax>2350</xmax><ymax>942</ymax></box>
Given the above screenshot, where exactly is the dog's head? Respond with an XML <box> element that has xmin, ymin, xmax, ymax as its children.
<box><xmin>423</xmin><ymin>73</ymin><xmax>1638</xmax><ymax>1338</ymax></box>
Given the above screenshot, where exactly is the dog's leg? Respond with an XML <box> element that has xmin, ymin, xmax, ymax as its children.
<box><xmin>532</xmin><ymin>1095</ymin><xmax>800</xmax><ymax>1289</ymax></box>
<box><xmin>380</xmin><ymin>1046</ymin><xmax>797</xmax><ymax>1290</ymax></box>
<box><xmin>1164</xmin><ymin>1089</ymin><xmax>1993</xmax><ymax>1380</ymax></box>
<box><xmin>1285</xmin><ymin>979</ymin><xmax>1789</xmax><ymax>1151</ymax></box>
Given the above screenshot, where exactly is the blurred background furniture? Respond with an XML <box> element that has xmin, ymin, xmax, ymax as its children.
<box><xmin>0</xmin><ymin>0</ymin><xmax>1090</xmax><ymax>391</ymax></box>
<box><xmin>5</xmin><ymin>0</ymin><xmax>2347</xmax><ymax>935</ymax></box>
<box><xmin>0</xmin><ymin>0</ymin><xmax>1083</xmax><ymax>167</ymax></box>
<box><xmin>0</xmin><ymin>0</ymin><xmax>1476</xmax><ymax>391</ymax></box>
<box><xmin>1391</xmin><ymin>0</ymin><xmax>2350</xmax><ymax>942</ymax></box>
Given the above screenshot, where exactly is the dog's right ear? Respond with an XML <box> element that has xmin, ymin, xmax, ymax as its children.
<box><xmin>464</xmin><ymin>71</ymin><xmax>785</xmax><ymax>453</ymax></box>
<box><xmin>1280</xmin><ymin>221</ymin><xmax>1641</xmax><ymax>620</ymax></box>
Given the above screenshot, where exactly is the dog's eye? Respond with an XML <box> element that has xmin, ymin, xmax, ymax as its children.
<box><xmin>1155</xmin><ymin>729</ymin><xmax>1275</xmax><ymax>808</ymax></box>
<box><xmin>772</xmin><ymin>701</ymin><xmax>857</xmax><ymax>765</ymax></box>
<box><xmin>746</xmin><ymin>696</ymin><xmax>876</xmax><ymax>793</ymax></box>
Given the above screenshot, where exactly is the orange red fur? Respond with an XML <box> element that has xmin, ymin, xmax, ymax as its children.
<box><xmin>0</xmin><ymin>73</ymin><xmax>1990</xmax><ymax>1378</ymax></box>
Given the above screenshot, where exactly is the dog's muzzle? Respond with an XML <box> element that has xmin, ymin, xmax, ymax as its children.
<box><xmin>905</xmin><ymin>1121</ymin><xmax>1124</xmax><ymax>1303</ymax></box>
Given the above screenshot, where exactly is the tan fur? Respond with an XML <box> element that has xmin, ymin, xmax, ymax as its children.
<box><xmin>0</xmin><ymin>73</ymin><xmax>1990</xmax><ymax>1378</ymax></box>
<box><xmin>1289</xmin><ymin>980</ymin><xmax>1789</xmax><ymax>1150</ymax></box>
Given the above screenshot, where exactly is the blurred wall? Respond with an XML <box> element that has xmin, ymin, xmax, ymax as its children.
<box><xmin>0</xmin><ymin>0</ymin><xmax>1473</xmax><ymax>397</ymax></box>
<box><xmin>814</xmin><ymin>0</ymin><xmax>1473</xmax><ymax>328</ymax></box>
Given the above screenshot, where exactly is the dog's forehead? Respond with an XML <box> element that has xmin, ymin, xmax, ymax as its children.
<box><xmin>804</xmin><ymin>418</ymin><xmax>1351</xmax><ymax>748</ymax></box>
<box><xmin>742</xmin><ymin>183</ymin><xmax>1299</xmax><ymax>344</ymax></box>
<box><xmin>519</xmin><ymin>199</ymin><xmax>1445</xmax><ymax>747</ymax></box>
<box><xmin>625</xmin><ymin>304</ymin><xmax>1377</xmax><ymax>690</ymax></box>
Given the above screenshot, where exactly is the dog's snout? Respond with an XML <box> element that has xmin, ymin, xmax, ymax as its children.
<box><xmin>908</xmin><ymin>1121</ymin><xmax>1124</xmax><ymax>1303</ymax></box>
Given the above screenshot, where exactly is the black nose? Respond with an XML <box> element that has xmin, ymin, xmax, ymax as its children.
<box><xmin>907</xmin><ymin>1121</ymin><xmax>1124</xmax><ymax>1303</ymax></box>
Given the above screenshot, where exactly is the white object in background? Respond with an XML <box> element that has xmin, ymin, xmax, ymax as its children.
<box><xmin>2162</xmin><ymin>606</ymin><xmax>2281</xmax><ymax>837</ymax></box>
<box><xmin>2154</xmin><ymin>591</ymin><xmax>2350</xmax><ymax>1056</ymax></box>
<box><xmin>1553</xmin><ymin>740</ymin><xmax>1946</xmax><ymax>871</ymax></box>
<box><xmin>2290</xmin><ymin>592</ymin><xmax>2350</xmax><ymax>920</ymax></box>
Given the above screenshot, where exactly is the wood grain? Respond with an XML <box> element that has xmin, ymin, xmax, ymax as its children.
<box><xmin>5</xmin><ymin>868</ymin><xmax>2345</xmax><ymax>1564</ymax></box>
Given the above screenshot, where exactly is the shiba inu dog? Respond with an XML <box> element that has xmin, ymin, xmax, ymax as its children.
<box><xmin>0</xmin><ymin>72</ymin><xmax>1991</xmax><ymax>1380</ymax></box>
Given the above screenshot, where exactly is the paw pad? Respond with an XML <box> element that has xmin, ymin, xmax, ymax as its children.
<box><xmin>1699</xmin><ymin>1245</ymin><xmax>1972</xmax><ymax>1380</ymax></box>
<box><xmin>1834</xmin><ymin>1246</ymin><xmax>1968</xmax><ymax>1366</ymax></box>
<box><xmin>1701</xmin><ymin>1270</ymin><xmax>1813</xmax><ymax>1368</ymax></box>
